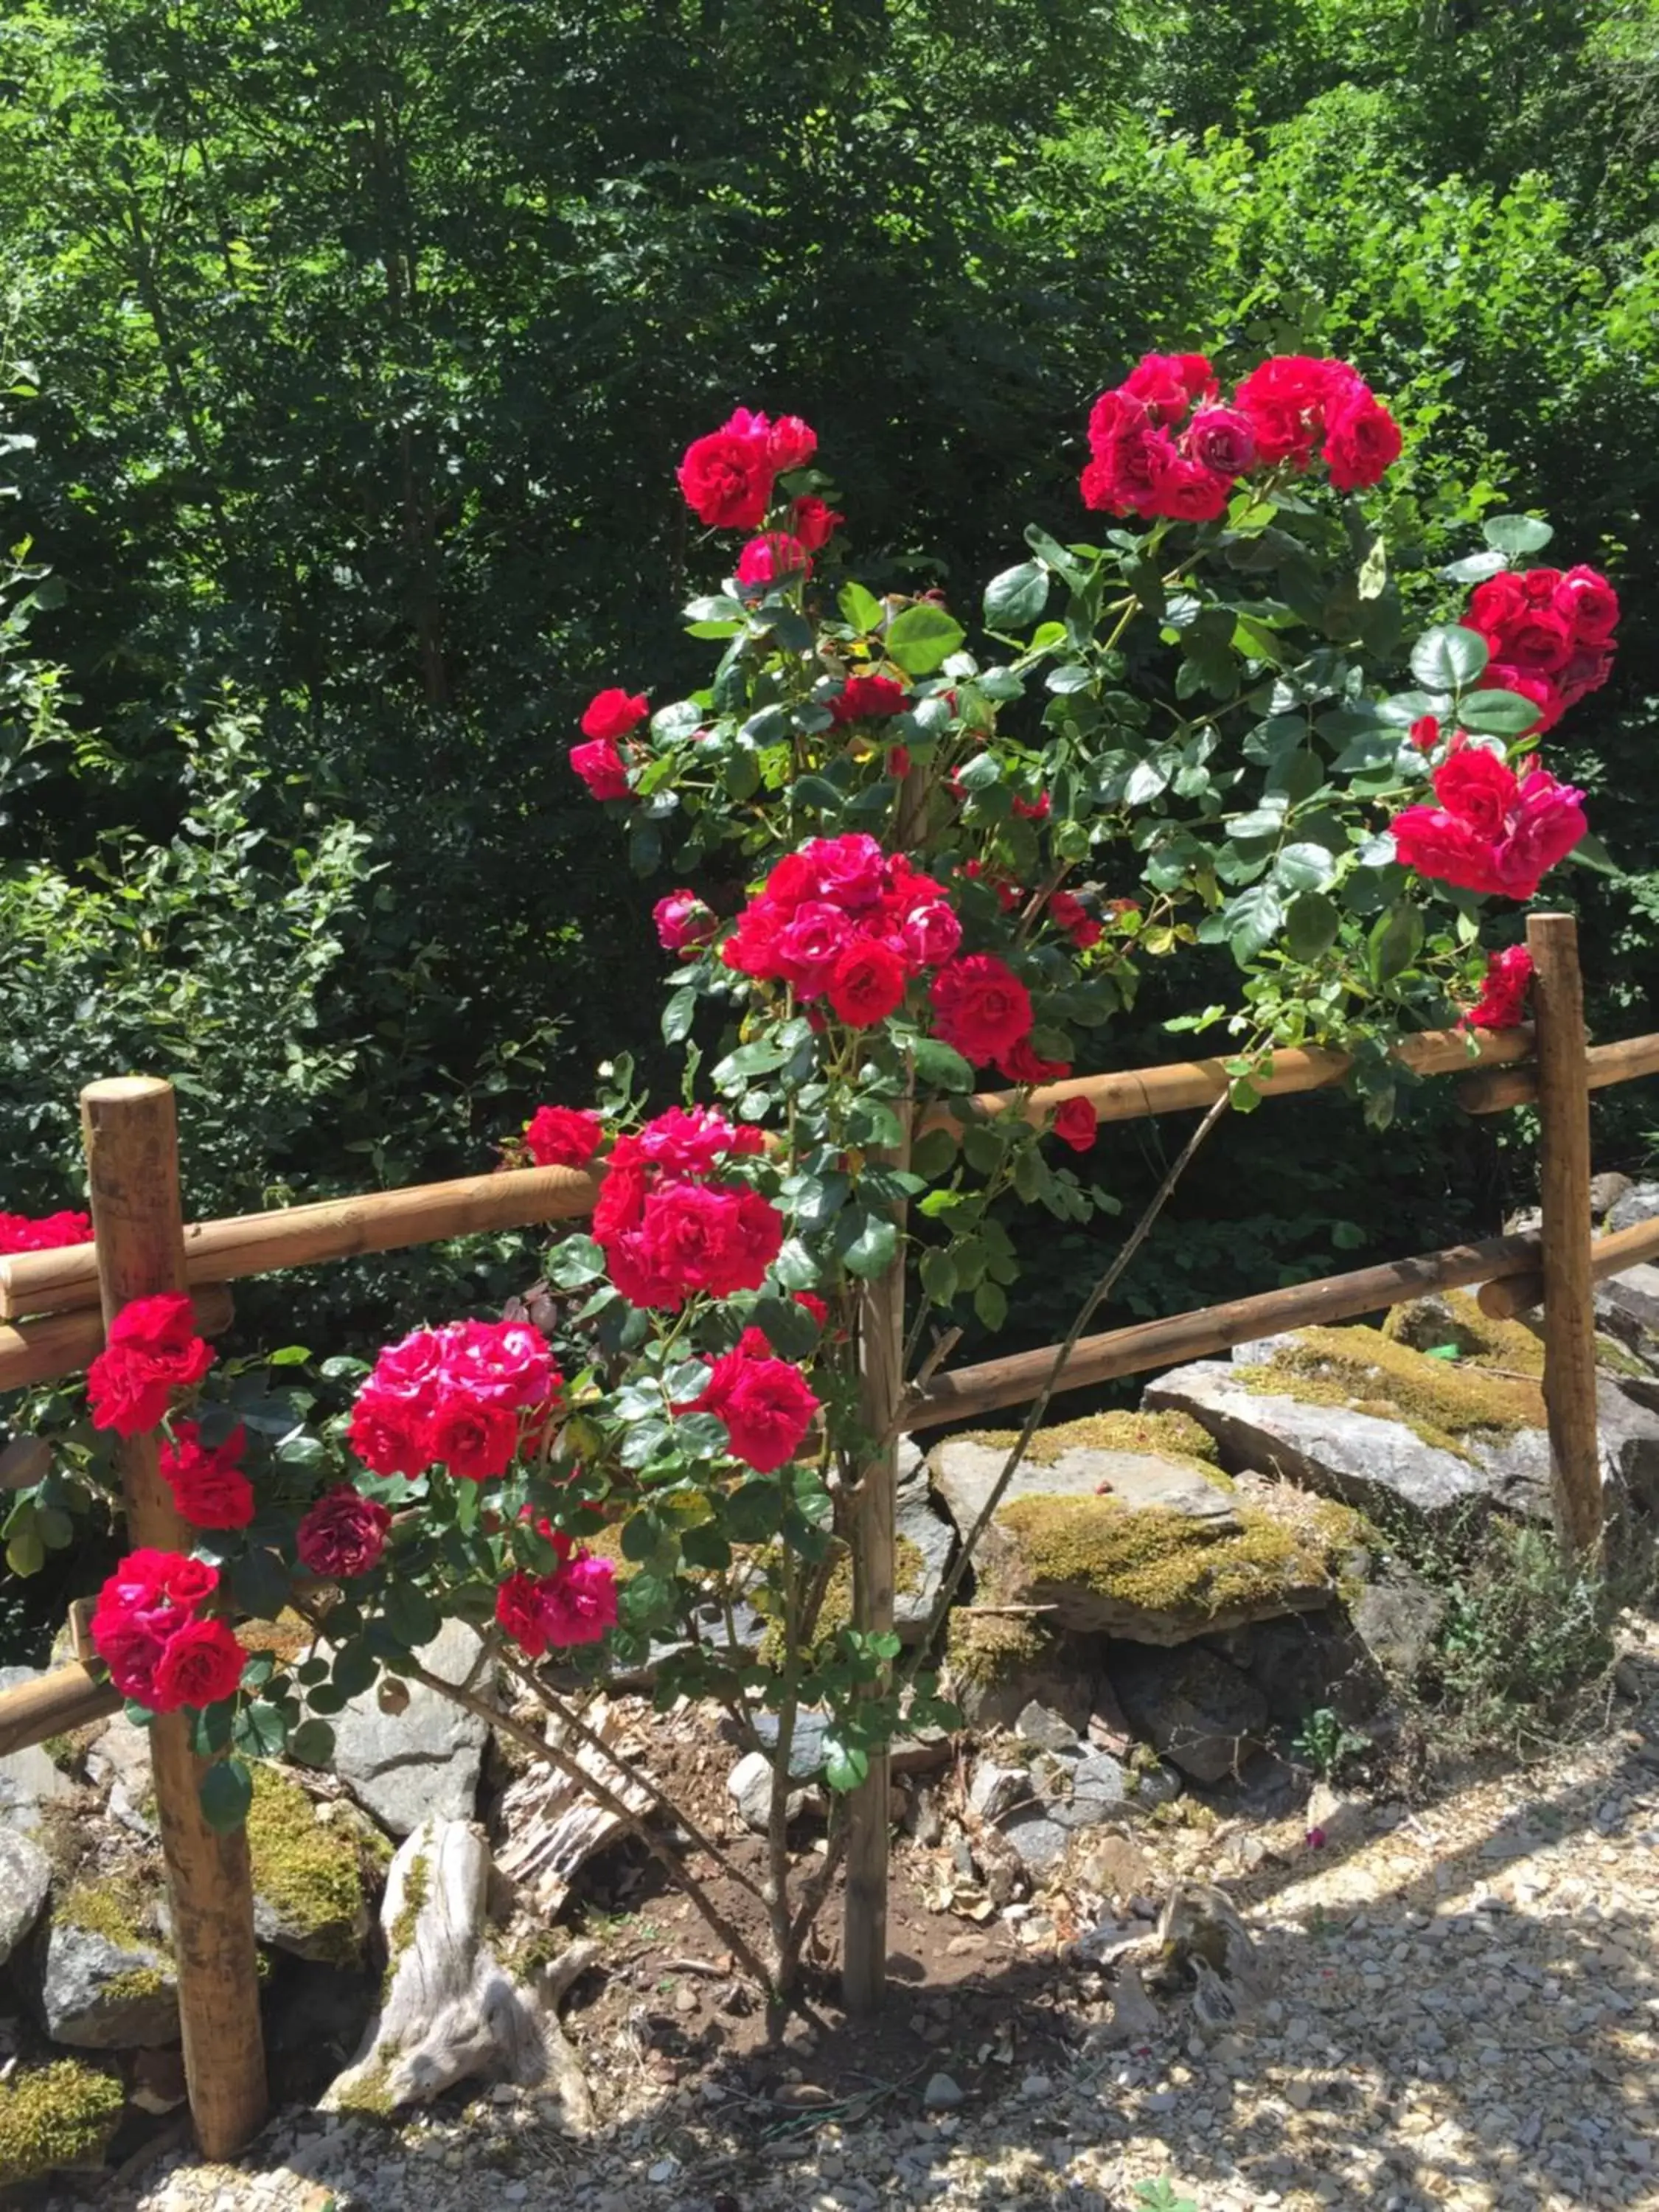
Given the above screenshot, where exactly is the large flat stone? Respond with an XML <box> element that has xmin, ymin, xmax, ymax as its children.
<box><xmin>931</xmin><ymin>1431</ymin><xmax>1337</xmax><ymax>1643</ymax></box>
<box><xmin>332</xmin><ymin>1619</ymin><xmax>493</xmax><ymax>1836</ymax></box>
<box><xmin>35</xmin><ymin>1918</ymin><xmax>179</xmax><ymax>2048</ymax></box>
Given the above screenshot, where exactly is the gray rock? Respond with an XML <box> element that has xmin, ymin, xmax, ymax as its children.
<box><xmin>894</xmin><ymin>1470</ymin><xmax>954</xmax><ymax>1641</ymax></box>
<box><xmin>922</xmin><ymin>2072</ymin><xmax>964</xmax><ymax>2110</ymax></box>
<box><xmin>1597</xmin><ymin>1265</ymin><xmax>1659</xmax><ymax>1371</ymax></box>
<box><xmin>726</xmin><ymin>1750</ymin><xmax>808</xmax><ymax>1834</ymax></box>
<box><xmin>0</xmin><ymin>1666</ymin><xmax>77</xmax><ymax>1840</ymax></box>
<box><xmin>967</xmin><ymin>1761</ymin><xmax>1028</xmax><ymax>1823</ymax></box>
<box><xmin>1349</xmin><ymin>1576</ymin><xmax>1446</xmax><ymax>1685</ymax></box>
<box><xmin>0</xmin><ymin>1826</ymin><xmax>51</xmax><ymax>1966</ymax></box>
<box><xmin>1216</xmin><ymin>1613</ymin><xmax>1384</xmax><ymax>1727</ymax></box>
<box><xmin>1607</xmin><ymin>1182</ymin><xmax>1659</xmax><ymax>1234</ymax></box>
<box><xmin>929</xmin><ymin>1432</ymin><xmax>1331</xmax><ymax>1641</ymax></box>
<box><xmin>1146</xmin><ymin>1360</ymin><xmax>1507</xmax><ymax>1519</ymax></box>
<box><xmin>1001</xmin><ymin>1747</ymin><xmax>1150</xmax><ymax>1872</ymax></box>
<box><xmin>1591</xmin><ymin>1172</ymin><xmax>1634</xmax><ymax>1220</ymax></box>
<box><xmin>87</xmin><ymin>1711</ymin><xmax>160</xmax><ymax>1839</ymax></box>
<box><xmin>948</xmin><ymin>1624</ymin><xmax>1102</xmax><ymax>1736</ymax></box>
<box><xmin>331</xmin><ymin>1619</ymin><xmax>492</xmax><ymax>1835</ymax></box>
<box><xmin>35</xmin><ymin>1917</ymin><xmax>179</xmax><ymax>2048</ymax></box>
<box><xmin>1015</xmin><ymin>1700</ymin><xmax>1078</xmax><ymax>1750</ymax></box>
<box><xmin>1111</xmin><ymin>1645</ymin><xmax>1269</xmax><ymax>1784</ymax></box>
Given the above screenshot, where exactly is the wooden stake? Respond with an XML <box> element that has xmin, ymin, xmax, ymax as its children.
<box><xmin>81</xmin><ymin>1078</ymin><xmax>268</xmax><ymax>2157</ymax></box>
<box><xmin>1526</xmin><ymin>917</ymin><xmax>1603</xmax><ymax>1554</ymax></box>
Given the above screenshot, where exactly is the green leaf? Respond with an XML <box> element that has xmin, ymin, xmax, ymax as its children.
<box><xmin>1457</xmin><ymin>689</ymin><xmax>1543</xmax><ymax>737</ymax></box>
<box><xmin>1439</xmin><ymin>550</ymin><xmax>1508</xmax><ymax>585</ymax></box>
<box><xmin>982</xmin><ymin>561</ymin><xmax>1049</xmax><ymax>631</ymax></box>
<box><xmin>838</xmin><ymin>1211</ymin><xmax>900</xmax><ymax>1279</ymax></box>
<box><xmin>268</xmin><ymin>1345</ymin><xmax>310</xmax><ymax>1367</ymax></box>
<box><xmin>546</xmin><ymin>1234</ymin><xmax>605</xmax><ymax>1289</ymax></box>
<box><xmin>4</xmin><ymin>1529</ymin><xmax>44</xmax><ymax>1577</ymax></box>
<box><xmin>838</xmin><ymin>582</ymin><xmax>885</xmax><ymax>634</ymax></box>
<box><xmin>662</xmin><ymin>987</ymin><xmax>698</xmax><ymax>1046</ymax></box>
<box><xmin>1284</xmin><ymin>891</ymin><xmax>1341</xmax><ymax>963</ymax></box>
<box><xmin>973</xmin><ymin>1281</ymin><xmax>1008</xmax><ymax>1330</ymax></box>
<box><xmin>771</xmin><ymin>1238</ymin><xmax>820</xmax><ymax>1293</ymax></box>
<box><xmin>383</xmin><ymin>1581</ymin><xmax>440</xmax><ymax>1651</ymax></box>
<box><xmin>725</xmin><ymin>1481</ymin><xmax>783</xmax><ymax>1542</ymax></box>
<box><xmin>823</xmin><ymin>1739</ymin><xmax>870</xmax><ymax>1793</ymax></box>
<box><xmin>885</xmin><ymin>605</ymin><xmax>965</xmax><ymax>675</ymax></box>
<box><xmin>1566</xmin><ymin>830</ymin><xmax>1620</xmax><ymax>876</ymax></box>
<box><xmin>909</xmin><ymin>1126</ymin><xmax>959</xmax><ymax>1181</ymax></box>
<box><xmin>919</xmin><ymin>1249</ymin><xmax>959</xmax><ymax>1306</ymax></box>
<box><xmin>198</xmin><ymin>1756</ymin><xmax>254</xmax><ymax>1834</ymax></box>
<box><xmin>1222</xmin><ymin>883</ymin><xmax>1285</xmax><ymax>967</ymax></box>
<box><xmin>1274</xmin><ymin>841</ymin><xmax>1335</xmax><ymax>894</ymax></box>
<box><xmin>287</xmin><ymin>1718</ymin><xmax>335</xmax><ymax>1767</ymax></box>
<box><xmin>232</xmin><ymin>1700</ymin><xmax>289</xmax><ymax>1759</ymax></box>
<box><xmin>1483</xmin><ymin>514</ymin><xmax>1554</xmax><ymax>557</ymax></box>
<box><xmin>1370</xmin><ymin>901</ymin><xmax>1424</xmax><ymax>984</ymax></box>
<box><xmin>750</xmin><ymin>1293</ymin><xmax>821</xmax><ymax>1360</ymax></box>
<box><xmin>1411</xmin><ymin>625</ymin><xmax>1489</xmax><ymax>692</ymax></box>
<box><xmin>911</xmin><ymin>1037</ymin><xmax>976</xmax><ymax>1093</ymax></box>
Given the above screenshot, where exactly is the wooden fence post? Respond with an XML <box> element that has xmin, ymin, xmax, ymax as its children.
<box><xmin>1526</xmin><ymin>915</ymin><xmax>1604</xmax><ymax>1555</ymax></box>
<box><xmin>81</xmin><ymin>1078</ymin><xmax>268</xmax><ymax>2157</ymax></box>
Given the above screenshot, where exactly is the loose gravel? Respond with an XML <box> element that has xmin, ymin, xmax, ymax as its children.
<box><xmin>52</xmin><ymin>1649</ymin><xmax>1659</xmax><ymax>2212</ymax></box>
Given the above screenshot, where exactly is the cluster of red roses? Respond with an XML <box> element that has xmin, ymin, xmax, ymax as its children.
<box><xmin>1082</xmin><ymin>352</ymin><xmax>1402</xmax><ymax>523</ymax></box>
<box><xmin>524</xmin><ymin>1103</ymin><xmax>605</xmax><ymax>1169</ymax></box>
<box><xmin>91</xmin><ymin>1548</ymin><xmax>244</xmax><ymax>1713</ymax></box>
<box><xmin>675</xmin><ymin>406</ymin><xmax>841</xmax><ymax>587</ymax></box>
<box><xmin>86</xmin><ymin>1293</ymin><xmax>215</xmax><ymax>1439</ymax></box>
<box><xmin>495</xmin><ymin>1545</ymin><xmax>619</xmax><ymax>1659</ymax></box>
<box><xmin>592</xmin><ymin>1106</ymin><xmax>782</xmax><ymax>1312</ymax></box>
<box><xmin>1465</xmin><ymin>563</ymin><xmax>1620</xmax><ymax>734</ymax></box>
<box><xmin>722</xmin><ymin>832</ymin><xmax>964</xmax><ymax>1029</ymax></box>
<box><xmin>683</xmin><ymin>1325</ymin><xmax>821</xmax><ymax>1474</ymax></box>
<box><xmin>160</xmin><ymin>1420</ymin><xmax>254</xmax><ymax>1529</ymax></box>
<box><xmin>0</xmin><ymin>1208</ymin><xmax>91</xmax><ymax>1256</ymax></box>
<box><xmin>1390</xmin><ymin>745</ymin><xmax>1587</xmax><ymax>902</ymax></box>
<box><xmin>569</xmin><ymin>686</ymin><xmax>648</xmax><ymax>802</ymax></box>
<box><xmin>1464</xmin><ymin>945</ymin><xmax>1534</xmax><ymax>1031</ymax></box>
<box><xmin>347</xmin><ymin>1318</ymin><xmax>562</xmax><ymax>1483</ymax></box>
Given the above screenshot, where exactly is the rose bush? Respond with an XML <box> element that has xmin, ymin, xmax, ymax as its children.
<box><xmin>10</xmin><ymin>355</ymin><xmax>1618</xmax><ymax>1991</ymax></box>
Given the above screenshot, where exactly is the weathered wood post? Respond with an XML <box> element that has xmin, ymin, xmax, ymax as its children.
<box><xmin>1526</xmin><ymin>914</ymin><xmax>1604</xmax><ymax>1555</ymax></box>
<box><xmin>81</xmin><ymin>1077</ymin><xmax>268</xmax><ymax>2155</ymax></box>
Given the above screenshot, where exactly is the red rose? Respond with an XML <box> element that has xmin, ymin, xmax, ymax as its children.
<box><xmin>998</xmin><ymin>1037</ymin><xmax>1071</xmax><ymax>1086</ymax></box>
<box><xmin>1322</xmin><ymin>390</ymin><xmax>1402</xmax><ymax>492</ymax></box>
<box><xmin>1492</xmin><ymin>768</ymin><xmax>1587</xmax><ymax>897</ymax></box>
<box><xmin>773</xmin><ymin>901</ymin><xmax>855</xmax><ymax>996</ymax></box>
<box><xmin>1157</xmin><ymin>456</ymin><xmax>1233</xmax><ymax>522</ymax></box>
<box><xmin>150</xmin><ymin>1617</ymin><xmax>246</xmax><ymax>1712</ymax></box>
<box><xmin>1121</xmin><ymin>352</ymin><xmax>1216</xmax><ymax>425</ymax></box>
<box><xmin>1464</xmin><ymin>945</ymin><xmax>1533</xmax><ymax>1030</ymax></box>
<box><xmin>537</xmin><ymin>1554</ymin><xmax>619</xmax><ymax>1647</ymax></box>
<box><xmin>653</xmin><ymin>889</ymin><xmax>715</xmax><ymax>954</ymax></box>
<box><xmin>829</xmin><ymin>675</ymin><xmax>909</xmax><ymax>725</ymax></box>
<box><xmin>348</xmin><ymin>1385</ymin><xmax>428</xmax><ymax>1479</ymax></box>
<box><xmin>1051</xmin><ymin>1097</ymin><xmax>1099</xmax><ymax>1153</ymax></box>
<box><xmin>827</xmin><ymin>939</ymin><xmax>910</xmax><ymax>1028</ymax></box>
<box><xmin>296</xmin><ymin>1486</ymin><xmax>392</xmax><ymax>1578</ymax></box>
<box><xmin>676</xmin><ymin>421</ymin><xmax>775</xmax><ymax>529</ymax></box>
<box><xmin>793</xmin><ymin>1290</ymin><xmax>828</xmax><ymax>1329</ymax></box>
<box><xmin>92</xmin><ymin>1613</ymin><xmax>167</xmax><ymax>1703</ymax></box>
<box><xmin>580</xmin><ymin>688</ymin><xmax>648</xmax><ymax>741</ymax></box>
<box><xmin>524</xmin><ymin>1105</ymin><xmax>605</xmax><ymax>1169</ymax></box>
<box><xmin>692</xmin><ymin>1346</ymin><xmax>821</xmax><ymax>1472</ymax></box>
<box><xmin>1409</xmin><ymin>715</ymin><xmax>1441</xmax><ymax>754</ymax></box>
<box><xmin>1390</xmin><ymin>805</ymin><xmax>1507</xmax><ymax>897</ymax></box>
<box><xmin>899</xmin><ymin>899</ymin><xmax>961</xmax><ymax>968</ymax></box>
<box><xmin>495</xmin><ymin>1569</ymin><xmax>550</xmax><ymax>1657</ymax></box>
<box><xmin>1433</xmin><ymin>746</ymin><xmax>1517</xmax><ymax>844</ymax></box>
<box><xmin>1183</xmin><ymin>406</ymin><xmax>1256</xmax><ymax>478</ymax></box>
<box><xmin>160</xmin><ymin>1422</ymin><xmax>254</xmax><ymax>1531</ymax></box>
<box><xmin>87</xmin><ymin>1293</ymin><xmax>214</xmax><ymax>1439</ymax></box>
<box><xmin>569</xmin><ymin>735</ymin><xmax>630</xmax><ymax>801</ymax></box>
<box><xmin>736</xmin><ymin>532</ymin><xmax>811</xmax><ymax>586</ymax></box>
<box><xmin>424</xmin><ymin>1388</ymin><xmax>519</xmax><ymax>1482</ymax></box>
<box><xmin>804</xmin><ymin>831</ymin><xmax>887</xmax><ymax>908</ymax></box>
<box><xmin>1555</xmin><ymin>564</ymin><xmax>1618</xmax><ymax>645</ymax></box>
<box><xmin>930</xmin><ymin>954</ymin><xmax>1034</xmax><ymax>1066</ymax></box>
<box><xmin>790</xmin><ymin>495</ymin><xmax>843</xmax><ymax>552</ymax></box>
<box><xmin>439</xmin><ymin>1318</ymin><xmax>558</xmax><ymax>1411</ymax></box>
<box><xmin>1503</xmin><ymin>605</ymin><xmax>1575</xmax><ymax>675</ymax></box>
<box><xmin>0</xmin><ymin>1208</ymin><xmax>92</xmax><ymax>1255</ymax></box>
<box><xmin>765</xmin><ymin>414</ymin><xmax>818</xmax><ymax>471</ymax></box>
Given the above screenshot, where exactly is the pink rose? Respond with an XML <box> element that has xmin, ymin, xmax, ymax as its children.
<box><xmin>773</xmin><ymin>901</ymin><xmax>855</xmax><ymax>997</ymax></box>
<box><xmin>1183</xmin><ymin>406</ymin><xmax>1257</xmax><ymax>478</ymax></box>
<box><xmin>653</xmin><ymin>889</ymin><xmax>716</xmax><ymax>954</ymax></box>
<box><xmin>537</xmin><ymin>1552</ymin><xmax>619</xmax><ymax>1647</ymax></box>
<box><xmin>1492</xmin><ymin>768</ymin><xmax>1587</xmax><ymax>897</ymax></box>
<box><xmin>900</xmin><ymin>899</ymin><xmax>962</xmax><ymax>967</ymax></box>
<box><xmin>1556</xmin><ymin>564</ymin><xmax>1619</xmax><ymax>644</ymax></box>
<box><xmin>736</xmin><ymin>532</ymin><xmax>812</xmax><ymax>586</ymax></box>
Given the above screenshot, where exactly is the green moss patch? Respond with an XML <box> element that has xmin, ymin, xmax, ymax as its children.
<box><xmin>0</xmin><ymin>2059</ymin><xmax>123</xmax><ymax>2180</ymax></box>
<box><xmin>1245</xmin><ymin>1324</ymin><xmax>1543</xmax><ymax>1458</ymax></box>
<box><xmin>963</xmin><ymin>1408</ymin><xmax>1225</xmax><ymax>1475</ymax></box>
<box><xmin>991</xmin><ymin>1492</ymin><xmax>1346</xmax><ymax>1621</ymax></box>
<box><xmin>57</xmin><ymin>1870</ymin><xmax>164</xmax><ymax>1955</ymax></box>
<box><xmin>945</xmin><ymin>1607</ymin><xmax>1057</xmax><ymax>1693</ymax></box>
<box><xmin>246</xmin><ymin>1764</ymin><xmax>370</xmax><ymax>1969</ymax></box>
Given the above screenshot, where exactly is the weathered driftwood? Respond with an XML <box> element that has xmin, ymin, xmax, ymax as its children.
<box><xmin>496</xmin><ymin>1696</ymin><xmax>655</xmax><ymax>1917</ymax></box>
<box><xmin>324</xmin><ymin>1818</ymin><xmax>597</xmax><ymax>2124</ymax></box>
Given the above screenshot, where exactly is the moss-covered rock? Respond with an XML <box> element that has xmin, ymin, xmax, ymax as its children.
<box><xmin>248</xmin><ymin>1764</ymin><xmax>376</xmax><ymax>1967</ymax></box>
<box><xmin>1247</xmin><ymin>1324</ymin><xmax>1543</xmax><ymax>1458</ymax></box>
<box><xmin>0</xmin><ymin>2058</ymin><xmax>124</xmax><ymax>2180</ymax></box>
<box><xmin>944</xmin><ymin>1611</ymin><xmax>1100</xmax><ymax>1732</ymax></box>
<box><xmin>931</xmin><ymin>1419</ymin><xmax>1348</xmax><ymax>1643</ymax></box>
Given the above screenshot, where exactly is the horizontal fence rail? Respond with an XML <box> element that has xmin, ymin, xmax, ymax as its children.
<box><xmin>0</xmin><ymin>1286</ymin><xmax>234</xmax><ymax>1397</ymax></box>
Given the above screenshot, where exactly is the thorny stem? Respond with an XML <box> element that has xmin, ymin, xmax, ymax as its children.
<box><xmin>900</xmin><ymin>1085</ymin><xmax>1234</xmax><ymax>1687</ymax></box>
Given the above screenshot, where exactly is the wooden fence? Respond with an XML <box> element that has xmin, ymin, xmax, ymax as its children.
<box><xmin>4</xmin><ymin>911</ymin><xmax>1659</xmax><ymax>2150</ymax></box>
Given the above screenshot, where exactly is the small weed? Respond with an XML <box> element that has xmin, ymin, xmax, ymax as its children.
<box><xmin>1135</xmin><ymin>2181</ymin><xmax>1198</xmax><ymax>2212</ymax></box>
<box><xmin>1292</xmin><ymin>1705</ymin><xmax>1371</xmax><ymax>1780</ymax></box>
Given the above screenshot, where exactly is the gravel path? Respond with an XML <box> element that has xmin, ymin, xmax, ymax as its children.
<box><xmin>56</xmin><ymin>1656</ymin><xmax>1659</xmax><ymax>2212</ymax></box>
